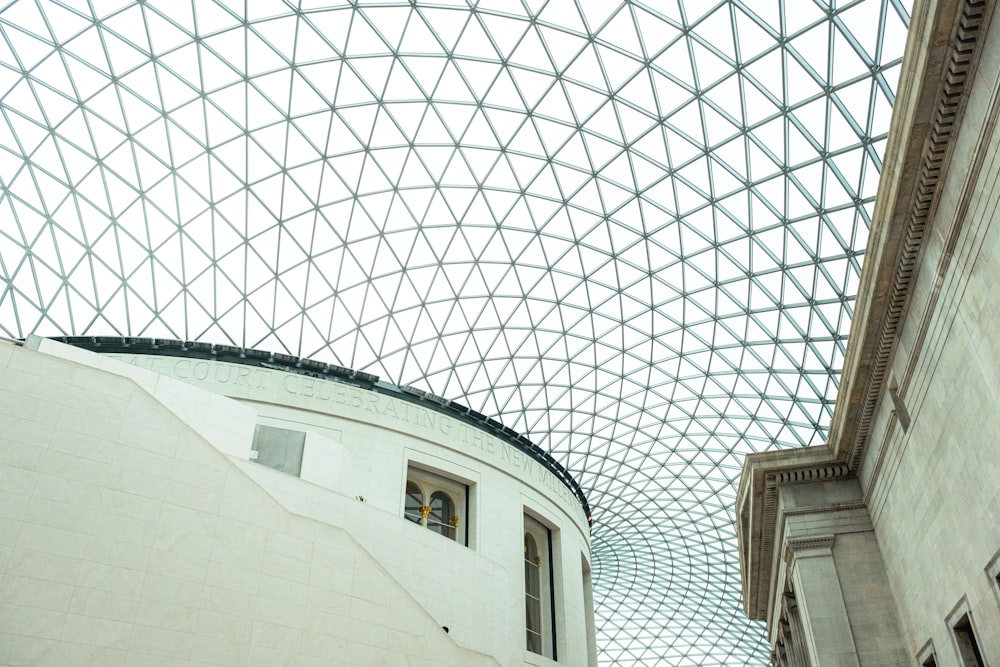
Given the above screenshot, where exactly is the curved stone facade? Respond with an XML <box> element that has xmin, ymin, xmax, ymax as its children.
<box><xmin>0</xmin><ymin>336</ymin><xmax>596</xmax><ymax>666</ymax></box>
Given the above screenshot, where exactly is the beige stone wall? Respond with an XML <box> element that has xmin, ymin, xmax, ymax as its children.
<box><xmin>859</xmin><ymin>8</ymin><xmax>1000</xmax><ymax>662</ymax></box>
<box><xmin>833</xmin><ymin>531</ymin><xmax>907</xmax><ymax>666</ymax></box>
<box><xmin>0</xmin><ymin>339</ymin><xmax>541</xmax><ymax>666</ymax></box>
<box><xmin>737</xmin><ymin>3</ymin><xmax>1000</xmax><ymax>666</ymax></box>
<box><xmin>764</xmin><ymin>480</ymin><xmax>909</xmax><ymax>667</ymax></box>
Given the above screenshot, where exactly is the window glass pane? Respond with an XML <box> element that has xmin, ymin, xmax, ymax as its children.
<box><xmin>405</xmin><ymin>467</ymin><xmax>468</xmax><ymax>544</ymax></box>
<box><xmin>252</xmin><ymin>425</ymin><xmax>305</xmax><ymax>475</ymax></box>
<box><xmin>525</xmin><ymin>534</ymin><xmax>540</xmax><ymax>597</ymax></box>
<box><xmin>428</xmin><ymin>491</ymin><xmax>456</xmax><ymax>540</ymax></box>
<box><xmin>404</xmin><ymin>481</ymin><xmax>423</xmax><ymax>524</ymax></box>
<box><xmin>526</xmin><ymin>617</ymin><xmax>543</xmax><ymax>653</ymax></box>
<box><xmin>525</xmin><ymin>532</ymin><xmax>542</xmax><ymax>654</ymax></box>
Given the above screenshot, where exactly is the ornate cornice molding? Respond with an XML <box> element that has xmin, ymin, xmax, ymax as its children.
<box><xmin>737</xmin><ymin>0</ymin><xmax>997</xmax><ymax>627</ymax></box>
<box><xmin>844</xmin><ymin>0</ymin><xmax>991</xmax><ymax>471</ymax></box>
<box><xmin>737</xmin><ymin>450</ymin><xmax>851</xmax><ymax>620</ymax></box>
<box><xmin>783</xmin><ymin>535</ymin><xmax>836</xmax><ymax>566</ymax></box>
<box><xmin>766</xmin><ymin>463</ymin><xmax>850</xmax><ymax>487</ymax></box>
<box><xmin>781</xmin><ymin>500</ymin><xmax>867</xmax><ymax>519</ymax></box>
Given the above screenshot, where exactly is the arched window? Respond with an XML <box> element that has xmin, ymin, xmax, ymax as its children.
<box><xmin>428</xmin><ymin>490</ymin><xmax>456</xmax><ymax>539</ymax></box>
<box><xmin>403</xmin><ymin>466</ymin><xmax>468</xmax><ymax>545</ymax></box>
<box><xmin>524</xmin><ymin>533</ymin><xmax>542</xmax><ymax>653</ymax></box>
<box><xmin>404</xmin><ymin>481</ymin><xmax>424</xmax><ymax>525</ymax></box>
<box><xmin>523</xmin><ymin>513</ymin><xmax>555</xmax><ymax>658</ymax></box>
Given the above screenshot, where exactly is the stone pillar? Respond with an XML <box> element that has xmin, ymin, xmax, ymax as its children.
<box><xmin>772</xmin><ymin>642</ymin><xmax>788</xmax><ymax>667</ymax></box>
<box><xmin>776</xmin><ymin>621</ymin><xmax>797</xmax><ymax>667</ymax></box>
<box><xmin>739</xmin><ymin>462</ymin><xmax>909</xmax><ymax>666</ymax></box>
<box><xmin>782</xmin><ymin>593</ymin><xmax>811</xmax><ymax>667</ymax></box>
<box><xmin>785</xmin><ymin>535</ymin><xmax>860</xmax><ymax>667</ymax></box>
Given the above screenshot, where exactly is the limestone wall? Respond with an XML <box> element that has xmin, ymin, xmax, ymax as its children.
<box><xmin>858</xmin><ymin>8</ymin><xmax>1000</xmax><ymax>663</ymax></box>
<box><xmin>736</xmin><ymin>3</ymin><xmax>1000</xmax><ymax>665</ymax></box>
<box><xmin>0</xmin><ymin>338</ymin><xmax>595</xmax><ymax>666</ymax></box>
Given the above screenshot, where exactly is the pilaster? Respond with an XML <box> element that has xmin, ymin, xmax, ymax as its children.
<box><xmin>784</xmin><ymin>536</ymin><xmax>858</xmax><ymax>667</ymax></box>
<box><xmin>782</xmin><ymin>593</ymin><xmax>811</xmax><ymax>667</ymax></box>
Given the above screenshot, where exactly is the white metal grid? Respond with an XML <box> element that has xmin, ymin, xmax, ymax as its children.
<box><xmin>0</xmin><ymin>1</ymin><xmax>911</xmax><ymax>664</ymax></box>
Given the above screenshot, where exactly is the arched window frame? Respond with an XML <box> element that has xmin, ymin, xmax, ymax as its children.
<box><xmin>525</xmin><ymin>532</ymin><xmax>543</xmax><ymax>653</ymax></box>
<box><xmin>403</xmin><ymin>465</ymin><xmax>468</xmax><ymax>545</ymax></box>
<box><xmin>404</xmin><ymin>480</ymin><xmax>424</xmax><ymax>525</ymax></box>
<box><xmin>524</xmin><ymin>512</ymin><xmax>556</xmax><ymax>660</ymax></box>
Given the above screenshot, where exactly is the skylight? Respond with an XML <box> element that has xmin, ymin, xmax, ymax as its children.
<box><xmin>0</xmin><ymin>1</ymin><xmax>911</xmax><ymax>664</ymax></box>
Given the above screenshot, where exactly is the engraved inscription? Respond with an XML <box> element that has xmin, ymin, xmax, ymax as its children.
<box><xmin>111</xmin><ymin>354</ymin><xmax>576</xmax><ymax>507</ymax></box>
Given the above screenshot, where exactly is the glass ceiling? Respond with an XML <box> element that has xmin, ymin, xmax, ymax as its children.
<box><xmin>0</xmin><ymin>0</ymin><xmax>910</xmax><ymax>664</ymax></box>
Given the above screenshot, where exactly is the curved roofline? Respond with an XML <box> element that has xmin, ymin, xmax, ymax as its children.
<box><xmin>51</xmin><ymin>336</ymin><xmax>591</xmax><ymax>526</ymax></box>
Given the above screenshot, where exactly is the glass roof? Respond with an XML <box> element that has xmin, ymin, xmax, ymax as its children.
<box><xmin>0</xmin><ymin>0</ymin><xmax>910</xmax><ymax>664</ymax></box>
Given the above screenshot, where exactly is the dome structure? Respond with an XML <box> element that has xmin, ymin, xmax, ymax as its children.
<box><xmin>0</xmin><ymin>0</ymin><xmax>910</xmax><ymax>664</ymax></box>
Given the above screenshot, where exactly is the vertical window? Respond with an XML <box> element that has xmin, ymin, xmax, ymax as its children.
<box><xmin>582</xmin><ymin>554</ymin><xmax>598</xmax><ymax>666</ymax></box>
<box><xmin>524</xmin><ymin>513</ymin><xmax>555</xmax><ymax>659</ymax></box>
<box><xmin>403</xmin><ymin>466</ymin><xmax>467</xmax><ymax>545</ymax></box>
<box><xmin>251</xmin><ymin>425</ymin><xmax>305</xmax><ymax>475</ymax></box>
<box><xmin>917</xmin><ymin>640</ymin><xmax>937</xmax><ymax>667</ymax></box>
<box><xmin>525</xmin><ymin>533</ymin><xmax>542</xmax><ymax>654</ymax></box>
<box><xmin>404</xmin><ymin>481</ymin><xmax>424</xmax><ymax>524</ymax></box>
<box><xmin>953</xmin><ymin>613</ymin><xmax>985</xmax><ymax>667</ymax></box>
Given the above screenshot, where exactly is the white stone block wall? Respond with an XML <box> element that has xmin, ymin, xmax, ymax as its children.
<box><xmin>856</xmin><ymin>8</ymin><xmax>1000</xmax><ymax>665</ymax></box>
<box><xmin>767</xmin><ymin>480</ymin><xmax>910</xmax><ymax>667</ymax></box>
<box><xmin>0</xmin><ymin>338</ymin><xmax>596</xmax><ymax>666</ymax></box>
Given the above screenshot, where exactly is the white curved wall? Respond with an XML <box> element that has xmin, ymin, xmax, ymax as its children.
<box><xmin>1</xmin><ymin>336</ymin><xmax>596</xmax><ymax>667</ymax></box>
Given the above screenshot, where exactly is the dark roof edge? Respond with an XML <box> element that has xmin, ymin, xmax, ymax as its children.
<box><xmin>50</xmin><ymin>336</ymin><xmax>592</xmax><ymax>527</ymax></box>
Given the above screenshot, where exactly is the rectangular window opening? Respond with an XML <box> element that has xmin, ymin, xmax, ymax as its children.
<box><xmin>404</xmin><ymin>465</ymin><xmax>469</xmax><ymax>547</ymax></box>
<box><xmin>986</xmin><ymin>548</ymin><xmax>1000</xmax><ymax>609</ymax></box>
<box><xmin>917</xmin><ymin>636</ymin><xmax>937</xmax><ymax>667</ymax></box>
<box><xmin>953</xmin><ymin>613</ymin><xmax>986</xmax><ymax>667</ymax></box>
<box><xmin>251</xmin><ymin>425</ymin><xmax>305</xmax><ymax>476</ymax></box>
<box><xmin>582</xmin><ymin>554</ymin><xmax>597</xmax><ymax>667</ymax></box>
<box><xmin>524</xmin><ymin>513</ymin><xmax>555</xmax><ymax>660</ymax></box>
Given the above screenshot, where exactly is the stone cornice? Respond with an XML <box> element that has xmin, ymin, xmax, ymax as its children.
<box><xmin>783</xmin><ymin>535</ymin><xmax>836</xmax><ymax>565</ymax></box>
<box><xmin>829</xmin><ymin>0</ymin><xmax>993</xmax><ymax>470</ymax></box>
<box><xmin>53</xmin><ymin>336</ymin><xmax>598</xmax><ymax>523</ymax></box>
<box><xmin>736</xmin><ymin>446</ymin><xmax>850</xmax><ymax>620</ymax></box>
<box><xmin>737</xmin><ymin>1</ymin><xmax>996</xmax><ymax>623</ymax></box>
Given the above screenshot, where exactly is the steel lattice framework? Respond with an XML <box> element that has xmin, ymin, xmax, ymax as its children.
<box><xmin>0</xmin><ymin>0</ymin><xmax>910</xmax><ymax>664</ymax></box>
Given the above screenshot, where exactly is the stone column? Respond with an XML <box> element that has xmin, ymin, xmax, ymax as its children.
<box><xmin>785</xmin><ymin>535</ymin><xmax>860</xmax><ymax>667</ymax></box>
<box><xmin>782</xmin><ymin>592</ymin><xmax>811</xmax><ymax>667</ymax></box>
<box><xmin>776</xmin><ymin>621</ymin><xmax>797</xmax><ymax>667</ymax></box>
<box><xmin>772</xmin><ymin>642</ymin><xmax>788</xmax><ymax>667</ymax></box>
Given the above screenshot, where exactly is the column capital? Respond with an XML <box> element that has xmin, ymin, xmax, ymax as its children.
<box><xmin>784</xmin><ymin>535</ymin><xmax>835</xmax><ymax>566</ymax></box>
